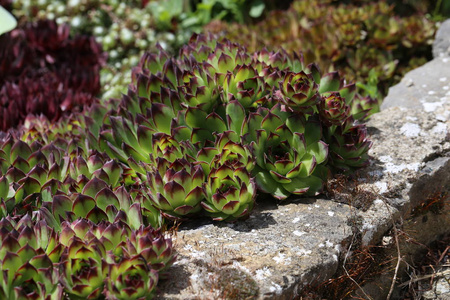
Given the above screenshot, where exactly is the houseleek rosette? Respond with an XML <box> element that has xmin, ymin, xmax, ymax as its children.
<box><xmin>319</xmin><ymin>92</ymin><xmax>351</xmax><ymax>126</ymax></box>
<box><xmin>202</xmin><ymin>164</ymin><xmax>256</xmax><ymax>221</ymax></box>
<box><xmin>0</xmin><ymin>216</ymin><xmax>63</xmax><ymax>299</ymax></box>
<box><xmin>104</xmin><ymin>256</ymin><xmax>159</xmax><ymax>300</ymax></box>
<box><xmin>325</xmin><ymin>121</ymin><xmax>372</xmax><ymax>173</ymax></box>
<box><xmin>223</xmin><ymin>64</ymin><xmax>269</xmax><ymax>109</ymax></box>
<box><xmin>196</xmin><ymin>130</ymin><xmax>254</xmax><ymax>175</ymax></box>
<box><xmin>59</xmin><ymin>237</ymin><xmax>106</xmax><ymax>299</ymax></box>
<box><xmin>246</xmin><ymin>106</ymin><xmax>328</xmax><ymax>200</ymax></box>
<box><xmin>127</xmin><ymin>225</ymin><xmax>176</xmax><ymax>273</ymax></box>
<box><xmin>278</xmin><ymin>71</ymin><xmax>319</xmax><ymax>111</ymax></box>
<box><xmin>147</xmin><ymin>157</ymin><xmax>205</xmax><ymax>219</ymax></box>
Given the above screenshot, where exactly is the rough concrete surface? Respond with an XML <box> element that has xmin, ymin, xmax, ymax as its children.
<box><xmin>156</xmin><ymin>25</ymin><xmax>450</xmax><ymax>300</ymax></box>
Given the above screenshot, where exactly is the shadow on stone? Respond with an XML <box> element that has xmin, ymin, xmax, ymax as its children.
<box><xmin>176</xmin><ymin>195</ymin><xmax>279</xmax><ymax>232</ymax></box>
<box><xmin>156</xmin><ymin>263</ymin><xmax>191</xmax><ymax>298</ymax></box>
<box><xmin>367</xmin><ymin>125</ymin><xmax>382</xmax><ymax>136</ymax></box>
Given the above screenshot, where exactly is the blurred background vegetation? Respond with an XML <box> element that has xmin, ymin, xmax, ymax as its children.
<box><xmin>1</xmin><ymin>0</ymin><xmax>449</xmax><ymax>112</ymax></box>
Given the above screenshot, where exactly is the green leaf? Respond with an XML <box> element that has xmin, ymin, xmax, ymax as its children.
<box><xmin>0</xmin><ymin>6</ymin><xmax>17</xmax><ymax>35</ymax></box>
<box><xmin>0</xmin><ymin>176</ymin><xmax>8</xmax><ymax>200</ymax></box>
<box><xmin>339</xmin><ymin>83</ymin><xmax>356</xmax><ymax>105</ymax></box>
<box><xmin>82</xmin><ymin>177</ymin><xmax>108</xmax><ymax>199</ymax></box>
<box><xmin>254</xmin><ymin>169</ymin><xmax>289</xmax><ymax>200</ymax></box>
<box><xmin>52</xmin><ymin>195</ymin><xmax>72</xmax><ymax>222</ymax></box>
<box><xmin>127</xmin><ymin>203</ymin><xmax>143</xmax><ymax>230</ymax></box>
<box><xmin>206</xmin><ymin>112</ymin><xmax>227</xmax><ymax>133</ymax></box>
<box><xmin>10</xmin><ymin>140</ymin><xmax>32</xmax><ymax>163</ymax></box>
<box><xmin>185</xmin><ymin>106</ymin><xmax>208</xmax><ymax>128</ymax></box>
<box><xmin>283</xmin><ymin>175</ymin><xmax>324</xmax><ymax>196</ymax></box>
<box><xmin>103</xmin><ymin>160</ymin><xmax>121</xmax><ymax>187</ymax></box>
<box><xmin>86</xmin><ymin>206</ymin><xmax>108</xmax><ymax>223</ymax></box>
<box><xmin>307</xmin><ymin>141</ymin><xmax>328</xmax><ymax>165</ymax></box>
<box><xmin>151</xmin><ymin>103</ymin><xmax>175</xmax><ymax>134</ymax></box>
<box><xmin>72</xmin><ymin>194</ymin><xmax>96</xmax><ymax>218</ymax></box>
<box><xmin>95</xmin><ymin>188</ymin><xmax>120</xmax><ymax>212</ymax></box>
<box><xmin>249</xmin><ymin>0</ymin><xmax>265</xmax><ymax>18</ymax></box>
<box><xmin>319</xmin><ymin>72</ymin><xmax>341</xmax><ymax>93</ymax></box>
<box><xmin>226</xmin><ymin>100</ymin><xmax>246</xmax><ymax>135</ymax></box>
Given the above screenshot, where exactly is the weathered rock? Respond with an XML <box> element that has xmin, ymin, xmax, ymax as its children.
<box><xmin>156</xmin><ymin>41</ymin><xmax>450</xmax><ymax>300</ymax></box>
<box><xmin>381</xmin><ymin>57</ymin><xmax>450</xmax><ymax>111</ymax></box>
<box><xmin>158</xmin><ymin>198</ymin><xmax>354</xmax><ymax>299</ymax></box>
<box><xmin>433</xmin><ymin>19</ymin><xmax>450</xmax><ymax>58</ymax></box>
<box><xmin>422</xmin><ymin>268</ymin><xmax>450</xmax><ymax>300</ymax></box>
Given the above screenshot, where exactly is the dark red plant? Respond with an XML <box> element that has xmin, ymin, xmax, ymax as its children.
<box><xmin>0</xmin><ymin>20</ymin><xmax>106</xmax><ymax>132</ymax></box>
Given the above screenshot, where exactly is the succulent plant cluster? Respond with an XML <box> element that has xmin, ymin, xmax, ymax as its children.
<box><xmin>0</xmin><ymin>0</ymin><xmax>440</xmax><ymax>295</ymax></box>
<box><xmin>0</xmin><ymin>122</ymin><xmax>174</xmax><ymax>297</ymax></box>
<box><xmin>204</xmin><ymin>0</ymin><xmax>436</xmax><ymax>105</ymax></box>
<box><xmin>97</xmin><ymin>33</ymin><xmax>371</xmax><ymax>213</ymax></box>
<box><xmin>0</xmin><ymin>19</ymin><xmax>105</xmax><ymax>132</ymax></box>
<box><xmin>0</xmin><ymin>215</ymin><xmax>174</xmax><ymax>299</ymax></box>
<box><xmin>0</xmin><ymin>30</ymin><xmax>373</xmax><ymax>296</ymax></box>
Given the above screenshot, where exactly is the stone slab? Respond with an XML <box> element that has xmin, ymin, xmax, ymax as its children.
<box><xmin>433</xmin><ymin>19</ymin><xmax>450</xmax><ymax>58</ymax></box>
<box><xmin>381</xmin><ymin>57</ymin><xmax>450</xmax><ymax>111</ymax></box>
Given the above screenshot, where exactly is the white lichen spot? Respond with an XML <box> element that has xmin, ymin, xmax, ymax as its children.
<box><xmin>379</xmin><ymin>155</ymin><xmax>393</xmax><ymax>163</ymax></box>
<box><xmin>305</xmin><ymin>223</ymin><xmax>311</xmax><ymax>227</ymax></box>
<box><xmin>269</xmin><ymin>283</ymin><xmax>282</xmax><ymax>294</ymax></box>
<box><xmin>444</xmin><ymin>86</ymin><xmax>449</xmax><ymax>90</ymax></box>
<box><xmin>292</xmin><ymin>217</ymin><xmax>301</xmax><ymax>223</ymax></box>
<box><xmin>432</xmin><ymin>122</ymin><xmax>448</xmax><ymax>135</ymax></box>
<box><xmin>293</xmin><ymin>230</ymin><xmax>306</xmax><ymax>237</ymax></box>
<box><xmin>443</xmin><ymin>57</ymin><xmax>449</xmax><ymax>63</ymax></box>
<box><xmin>373</xmin><ymin>199</ymin><xmax>384</xmax><ymax>205</ymax></box>
<box><xmin>314</xmin><ymin>204</ymin><xmax>320</xmax><ymax>208</ymax></box>
<box><xmin>440</xmin><ymin>77</ymin><xmax>447</xmax><ymax>82</ymax></box>
<box><xmin>255</xmin><ymin>267</ymin><xmax>272</xmax><ymax>280</ymax></box>
<box><xmin>325</xmin><ymin>240</ymin><xmax>333</xmax><ymax>247</ymax></box>
<box><xmin>423</xmin><ymin>101</ymin><xmax>443</xmax><ymax>112</ymax></box>
<box><xmin>374</xmin><ymin>182</ymin><xmax>388</xmax><ymax>194</ymax></box>
<box><xmin>273</xmin><ymin>253</ymin><xmax>286</xmax><ymax>264</ymax></box>
<box><xmin>406</xmin><ymin>116</ymin><xmax>418</xmax><ymax>121</ymax></box>
<box><xmin>428</xmin><ymin>90</ymin><xmax>436</xmax><ymax>95</ymax></box>
<box><xmin>422</xmin><ymin>84</ymin><xmax>428</xmax><ymax>88</ymax></box>
<box><xmin>297</xmin><ymin>249</ymin><xmax>312</xmax><ymax>256</ymax></box>
<box><xmin>384</xmin><ymin>162</ymin><xmax>420</xmax><ymax>174</ymax></box>
<box><xmin>307</xmin><ymin>207</ymin><xmax>312</xmax><ymax>210</ymax></box>
<box><xmin>318</xmin><ymin>243</ymin><xmax>325</xmax><ymax>248</ymax></box>
<box><xmin>327</xmin><ymin>211</ymin><xmax>335</xmax><ymax>217</ymax></box>
<box><xmin>400</xmin><ymin>123</ymin><xmax>421</xmax><ymax>137</ymax></box>
<box><xmin>190</xmin><ymin>273</ymin><xmax>199</xmax><ymax>281</ymax></box>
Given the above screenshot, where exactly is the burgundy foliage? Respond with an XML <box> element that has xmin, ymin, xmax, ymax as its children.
<box><xmin>0</xmin><ymin>20</ymin><xmax>106</xmax><ymax>132</ymax></box>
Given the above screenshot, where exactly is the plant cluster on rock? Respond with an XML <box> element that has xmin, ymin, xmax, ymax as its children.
<box><xmin>0</xmin><ymin>19</ymin><xmax>105</xmax><ymax>132</ymax></box>
<box><xmin>2</xmin><ymin>33</ymin><xmax>372</xmax><ymax>228</ymax></box>
<box><xmin>0</xmin><ymin>0</ymin><xmax>444</xmax><ymax>297</ymax></box>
